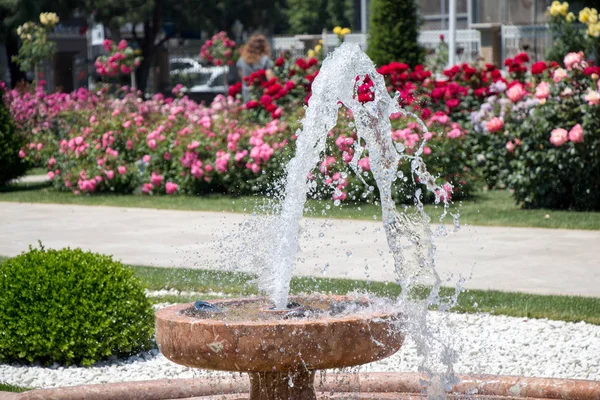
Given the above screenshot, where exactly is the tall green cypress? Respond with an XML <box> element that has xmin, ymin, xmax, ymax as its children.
<box><xmin>367</xmin><ymin>0</ymin><xmax>425</xmax><ymax>67</ymax></box>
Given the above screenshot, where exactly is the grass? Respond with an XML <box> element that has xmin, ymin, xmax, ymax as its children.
<box><xmin>3</xmin><ymin>255</ymin><xmax>595</xmax><ymax>323</ymax></box>
<box><xmin>25</xmin><ymin>167</ymin><xmax>46</xmax><ymax>176</ymax></box>
<box><xmin>0</xmin><ymin>382</ymin><xmax>30</xmax><ymax>392</ymax></box>
<box><xmin>133</xmin><ymin>265</ymin><xmax>600</xmax><ymax>325</ymax></box>
<box><xmin>1</xmin><ymin>181</ymin><xmax>600</xmax><ymax>230</ymax></box>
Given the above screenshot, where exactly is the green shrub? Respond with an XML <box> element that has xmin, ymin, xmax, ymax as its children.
<box><xmin>0</xmin><ymin>245</ymin><xmax>154</xmax><ymax>366</ymax></box>
<box><xmin>0</xmin><ymin>87</ymin><xmax>26</xmax><ymax>186</ymax></box>
<box><xmin>367</xmin><ymin>0</ymin><xmax>425</xmax><ymax>67</ymax></box>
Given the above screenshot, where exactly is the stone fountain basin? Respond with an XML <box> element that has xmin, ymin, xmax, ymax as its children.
<box><xmin>155</xmin><ymin>296</ymin><xmax>403</xmax><ymax>372</ymax></box>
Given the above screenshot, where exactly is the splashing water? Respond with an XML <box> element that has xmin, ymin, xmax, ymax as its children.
<box><xmin>259</xmin><ymin>43</ymin><xmax>451</xmax><ymax>308</ymax></box>
<box><xmin>251</xmin><ymin>43</ymin><xmax>460</xmax><ymax>398</ymax></box>
<box><xmin>222</xmin><ymin>43</ymin><xmax>460</xmax><ymax>398</ymax></box>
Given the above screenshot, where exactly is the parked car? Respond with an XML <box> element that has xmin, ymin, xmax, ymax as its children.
<box><xmin>169</xmin><ymin>57</ymin><xmax>229</xmax><ymax>93</ymax></box>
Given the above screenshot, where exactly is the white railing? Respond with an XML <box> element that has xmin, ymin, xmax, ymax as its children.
<box><xmin>418</xmin><ymin>29</ymin><xmax>481</xmax><ymax>64</ymax></box>
<box><xmin>272</xmin><ymin>36</ymin><xmax>305</xmax><ymax>58</ymax></box>
<box><xmin>501</xmin><ymin>24</ymin><xmax>551</xmax><ymax>65</ymax></box>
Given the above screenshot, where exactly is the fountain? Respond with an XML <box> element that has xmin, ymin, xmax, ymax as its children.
<box><xmin>8</xmin><ymin>44</ymin><xmax>600</xmax><ymax>400</ymax></box>
<box><xmin>156</xmin><ymin>42</ymin><xmax>435</xmax><ymax>399</ymax></box>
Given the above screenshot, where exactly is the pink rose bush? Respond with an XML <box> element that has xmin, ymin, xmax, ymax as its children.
<box><xmin>95</xmin><ymin>40</ymin><xmax>142</xmax><ymax>77</ymax></box>
<box><xmin>9</xmin><ymin>87</ymin><xmax>293</xmax><ymax>196</ymax></box>
<box><xmin>200</xmin><ymin>32</ymin><xmax>236</xmax><ymax>66</ymax></box>
<box><xmin>470</xmin><ymin>51</ymin><xmax>600</xmax><ymax>210</ymax></box>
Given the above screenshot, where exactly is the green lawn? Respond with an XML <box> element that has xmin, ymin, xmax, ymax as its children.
<box><xmin>133</xmin><ymin>265</ymin><xmax>600</xmax><ymax>325</ymax></box>
<box><xmin>1</xmin><ymin>181</ymin><xmax>599</xmax><ymax>230</ymax></box>
<box><xmin>0</xmin><ymin>382</ymin><xmax>30</xmax><ymax>392</ymax></box>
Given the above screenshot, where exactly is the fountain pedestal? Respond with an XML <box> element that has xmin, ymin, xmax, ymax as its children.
<box><xmin>155</xmin><ymin>296</ymin><xmax>403</xmax><ymax>400</ymax></box>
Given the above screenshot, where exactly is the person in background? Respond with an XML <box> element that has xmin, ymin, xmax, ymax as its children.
<box><xmin>236</xmin><ymin>34</ymin><xmax>275</xmax><ymax>102</ymax></box>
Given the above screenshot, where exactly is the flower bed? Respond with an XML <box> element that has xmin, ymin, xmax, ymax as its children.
<box><xmin>6</xmin><ymin>23</ymin><xmax>600</xmax><ymax>209</ymax></box>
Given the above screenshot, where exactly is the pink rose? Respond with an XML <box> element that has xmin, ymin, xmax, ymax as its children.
<box><xmin>550</xmin><ymin>128</ymin><xmax>568</xmax><ymax>146</ymax></box>
<box><xmin>117</xmin><ymin>39</ymin><xmax>128</xmax><ymax>51</ymax></box>
<box><xmin>584</xmin><ymin>89</ymin><xmax>600</xmax><ymax>105</ymax></box>
<box><xmin>118</xmin><ymin>166</ymin><xmax>127</xmax><ymax>175</ymax></box>
<box><xmin>506</xmin><ymin>83</ymin><xmax>526</xmax><ymax>103</ymax></box>
<box><xmin>18</xmin><ymin>149</ymin><xmax>26</xmax><ymax>158</ymax></box>
<box><xmin>150</xmin><ymin>172</ymin><xmax>163</xmax><ymax>186</ymax></box>
<box><xmin>563</xmin><ymin>52</ymin><xmax>582</xmax><ymax>70</ymax></box>
<box><xmin>535</xmin><ymin>82</ymin><xmax>550</xmax><ymax>99</ymax></box>
<box><xmin>142</xmin><ymin>154</ymin><xmax>151</xmax><ymax>163</ymax></box>
<box><xmin>141</xmin><ymin>183</ymin><xmax>154</xmax><ymax>194</ymax></box>
<box><xmin>423</xmin><ymin>146</ymin><xmax>432</xmax><ymax>155</ymax></box>
<box><xmin>553</xmin><ymin>68</ymin><xmax>568</xmax><ymax>83</ymax></box>
<box><xmin>147</xmin><ymin>139</ymin><xmax>157</xmax><ymax>150</ymax></box>
<box><xmin>165</xmin><ymin>182</ymin><xmax>178</xmax><ymax>194</ymax></box>
<box><xmin>47</xmin><ymin>171</ymin><xmax>55</xmax><ymax>180</ymax></box>
<box><xmin>357</xmin><ymin>157</ymin><xmax>370</xmax><ymax>171</ymax></box>
<box><xmin>106</xmin><ymin>170</ymin><xmax>115</xmax><ymax>180</ymax></box>
<box><xmin>486</xmin><ymin>117</ymin><xmax>504</xmax><ymax>133</ymax></box>
<box><xmin>568</xmin><ymin>124</ymin><xmax>584</xmax><ymax>143</ymax></box>
<box><xmin>505</xmin><ymin>141</ymin><xmax>515</xmax><ymax>153</ymax></box>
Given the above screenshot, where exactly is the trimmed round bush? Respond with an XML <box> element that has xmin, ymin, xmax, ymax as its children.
<box><xmin>0</xmin><ymin>87</ymin><xmax>26</xmax><ymax>186</ymax></box>
<box><xmin>0</xmin><ymin>246</ymin><xmax>154</xmax><ymax>366</ymax></box>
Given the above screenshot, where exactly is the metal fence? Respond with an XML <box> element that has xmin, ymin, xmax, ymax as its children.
<box><xmin>419</xmin><ymin>29</ymin><xmax>482</xmax><ymax>64</ymax></box>
<box><xmin>501</xmin><ymin>24</ymin><xmax>552</xmax><ymax>63</ymax></box>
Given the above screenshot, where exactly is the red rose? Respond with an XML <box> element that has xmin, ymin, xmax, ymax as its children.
<box><xmin>275</xmin><ymin>57</ymin><xmax>285</xmax><ymax>67</ymax></box>
<box><xmin>531</xmin><ymin>61</ymin><xmax>547</xmax><ymax>75</ymax></box>
<box><xmin>245</xmin><ymin>100</ymin><xmax>259</xmax><ymax>109</ymax></box>
<box><xmin>446</xmin><ymin>98</ymin><xmax>460</xmax><ymax>108</ymax></box>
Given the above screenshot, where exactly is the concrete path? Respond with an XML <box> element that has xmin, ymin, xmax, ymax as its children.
<box><xmin>1</xmin><ymin>202</ymin><xmax>599</xmax><ymax>297</ymax></box>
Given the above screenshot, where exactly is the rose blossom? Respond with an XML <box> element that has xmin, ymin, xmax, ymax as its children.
<box><xmin>106</xmin><ymin>170</ymin><xmax>115</xmax><ymax>180</ymax></box>
<box><xmin>165</xmin><ymin>182</ymin><xmax>178</xmax><ymax>194</ymax></box>
<box><xmin>535</xmin><ymin>82</ymin><xmax>550</xmax><ymax>99</ymax></box>
<box><xmin>150</xmin><ymin>172</ymin><xmax>163</xmax><ymax>186</ymax></box>
<box><xmin>486</xmin><ymin>117</ymin><xmax>504</xmax><ymax>133</ymax></box>
<box><xmin>553</xmin><ymin>68</ymin><xmax>568</xmax><ymax>83</ymax></box>
<box><xmin>118</xmin><ymin>166</ymin><xmax>126</xmax><ymax>175</ymax></box>
<box><xmin>506</xmin><ymin>83</ymin><xmax>526</xmax><ymax>103</ymax></box>
<box><xmin>563</xmin><ymin>52</ymin><xmax>582</xmax><ymax>70</ymax></box>
<box><xmin>47</xmin><ymin>171</ymin><xmax>55</xmax><ymax>180</ymax></box>
<box><xmin>568</xmin><ymin>124</ymin><xmax>584</xmax><ymax>143</ymax></box>
<box><xmin>584</xmin><ymin>89</ymin><xmax>600</xmax><ymax>105</ymax></box>
<box><xmin>505</xmin><ymin>141</ymin><xmax>515</xmax><ymax>153</ymax></box>
<box><xmin>550</xmin><ymin>128</ymin><xmax>568</xmax><ymax>146</ymax></box>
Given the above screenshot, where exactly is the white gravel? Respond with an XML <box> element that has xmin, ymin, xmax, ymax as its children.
<box><xmin>1</xmin><ymin>310</ymin><xmax>598</xmax><ymax>389</ymax></box>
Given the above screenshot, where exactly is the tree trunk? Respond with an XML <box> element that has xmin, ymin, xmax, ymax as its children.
<box><xmin>134</xmin><ymin>0</ymin><xmax>164</xmax><ymax>95</ymax></box>
<box><xmin>5</xmin><ymin>32</ymin><xmax>27</xmax><ymax>88</ymax></box>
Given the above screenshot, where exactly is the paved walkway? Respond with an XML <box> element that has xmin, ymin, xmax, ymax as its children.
<box><xmin>1</xmin><ymin>202</ymin><xmax>599</xmax><ymax>297</ymax></box>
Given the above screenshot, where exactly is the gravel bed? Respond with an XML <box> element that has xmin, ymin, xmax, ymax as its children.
<box><xmin>1</xmin><ymin>311</ymin><xmax>598</xmax><ymax>389</ymax></box>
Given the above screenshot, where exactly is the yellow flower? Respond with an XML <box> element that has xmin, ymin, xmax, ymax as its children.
<box><xmin>589</xmin><ymin>22</ymin><xmax>600</xmax><ymax>37</ymax></box>
<box><xmin>579</xmin><ymin>7</ymin><xmax>591</xmax><ymax>23</ymax></box>
<box><xmin>566</xmin><ymin>12</ymin><xmax>575</xmax><ymax>22</ymax></box>
<box><xmin>333</xmin><ymin>26</ymin><xmax>342</xmax><ymax>35</ymax></box>
<box><xmin>307</xmin><ymin>49</ymin><xmax>315</xmax><ymax>57</ymax></box>
<box><xmin>549</xmin><ymin>1</ymin><xmax>561</xmax><ymax>16</ymax></box>
<box><xmin>314</xmin><ymin>44</ymin><xmax>322</xmax><ymax>53</ymax></box>
<box><xmin>318</xmin><ymin>39</ymin><xmax>323</xmax><ymax>44</ymax></box>
<box><xmin>588</xmin><ymin>11</ymin><xmax>598</xmax><ymax>24</ymax></box>
<box><xmin>558</xmin><ymin>2</ymin><xmax>569</xmax><ymax>16</ymax></box>
<box><xmin>39</xmin><ymin>12</ymin><xmax>59</xmax><ymax>27</ymax></box>
<box><xmin>549</xmin><ymin>1</ymin><xmax>568</xmax><ymax>17</ymax></box>
<box><xmin>341</xmin><ymin>27</ymin><xmax>351</xmax><ymax>36</ymax></box>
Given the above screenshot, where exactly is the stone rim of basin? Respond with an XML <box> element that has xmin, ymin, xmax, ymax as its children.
<box><xmin>155</xmin><ymin>295</ymin><xmax>404</xmax><ymax>400</ymax></box>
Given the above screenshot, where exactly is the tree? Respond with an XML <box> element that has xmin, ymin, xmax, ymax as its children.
<box><xmin>0</xmin><ymin>0</ymin><xmax>77</xmax><ymax>87</ymax></box>
<box><xmin>367</xmin><ymin>0</ymin><xmax>424</xmax><ymax>67</ymax></box>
